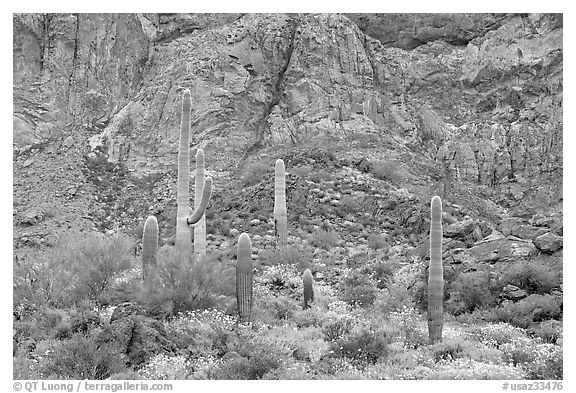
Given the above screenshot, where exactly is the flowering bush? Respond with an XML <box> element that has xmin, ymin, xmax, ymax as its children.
<box><xmin>500</xmin><ymin>337</ymin><xmax>563</xmax><ymax>379</ymax></box>
<box><xmin>466</xmin><ymin>322</ymin><xmax>527</xmax><ymax>348</ymax></box>
<box><xmin>139</xmin><ymin>354</ymin><xmax>192</xmax><ymax>379</ymax></box>
<box><xmin>387</xmin><ymin>306</ymin><xmax>427</xmax><ymax>349</ymax></box>
<box><xmin>429</xmin><ymin>358</ymin><xmax>527</xmax><ymax>380</ymax></box>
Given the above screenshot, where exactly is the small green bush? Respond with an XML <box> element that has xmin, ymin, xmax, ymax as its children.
<box><xmin>446</xmin><ymin>271</ymin><xmax>500</xmax><ymax>315</ymax></box>
<box><xmin>340</xmin><ymin>270</ymin><xmax>377</xmax><ymax>307</ymax></box>
<box><xmin>500</xmin><ymin>260</ymin><xmax>561</xmax><ymax>295</ymax></box>
<box><xmin>133</xmin><ymin>249</ymin><xmax>235</xmax><ymax>317</ymax></box>
<box><xmin>370</xmin><ymin>160</ymin><xmax>402</xmax><ymax>184</ymax></box>
<box><xmin>309</xmin><ymin>229</ymin><xmax>339</xmax><ymax>250</ymax></box>
<box><xmin>13</xmin><ymin>233</ymin><xmax>135</xmax><ymax>308</ymax></box>
<box><xmin>31</xmin><ymin>332</ymin><xmax>128</xmax><ymax>379</ymax></box>
<box><xmin>494</xmin><ymin>295</ymin><xmax>561</xmax><ymax>328</ymax></box>
<box><xmin>328</xmin><ymin>327</ymin><xmax>390</xmax><ymax>366</ymax></box>
<box><xmin>367</xmin><ymin>233</ymin><xmax>390</xmax><ymax>251</ymax></box>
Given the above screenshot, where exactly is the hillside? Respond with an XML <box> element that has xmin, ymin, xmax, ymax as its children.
<box><xmin>13</xmin><ymin>13</ymin><xmax>563</xmax><ymax>380</ymax></box>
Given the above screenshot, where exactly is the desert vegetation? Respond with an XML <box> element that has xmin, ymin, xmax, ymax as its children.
<box><xmin>13</xmin><ymin>90</ymin><xmax>563</xmax><ymax>380</ymax></box>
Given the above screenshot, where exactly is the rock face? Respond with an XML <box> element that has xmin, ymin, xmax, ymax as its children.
<box><xmin>13</xmin><ymin>13</ymin><xmax>562</xmax><ymax>261</ymax></box>
<box><xmin>96</xmin><ymin>303</ymin><xmax>177</xmax><ymax>366</ymax></box>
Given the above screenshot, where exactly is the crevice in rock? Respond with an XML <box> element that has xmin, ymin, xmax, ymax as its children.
<box><xmin>67</xmin><ymin>13</ymin><xmax>80</xmax><ymax>123</ymax></box>
<box><xmin>242</xmin><ymin>16</ymin><xmax>300</xmax><ymax>159</ymax></box>
<box><xmin>361</xmin><ymin>34</ymin><xmax>379</xmax><ymax>87</ymax></box>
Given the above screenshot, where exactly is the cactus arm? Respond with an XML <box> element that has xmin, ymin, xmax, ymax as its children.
<box><xmin>194</xmin><ymin>149</ymin><xmax>207</xmax><ymax>258</ymax></box>
<box><xmin>187</xmin><ymin>176</ymin><xmax>213</xmax><ymax>225</ymax></box>
<box><xmin>175</xmin><ymin>89</ymin><xmax>192</xmax><ymax>252</ymax></box>
<box><xmin>274</xmin><ymin>159</ymin><xmax>287</xmax><ymax>253</ymax></box>
<box><xmin>236</xmin><ymin>233</ymin><xmax>253</xmax><ymax>322</ymax></box>
<box><xmin>142</xmin><ymin>215</ymin><xmax>158</xmax><ymax>281</ymax></box>
<box><xmin>428</xmin><ymin>195</ymin><xmax>444</xmax><ymax>343</ymax></box>
<box><xmin>303</xmin><ymin>268</ymin><xmax>314</xmax><ymax>309</ymax></box>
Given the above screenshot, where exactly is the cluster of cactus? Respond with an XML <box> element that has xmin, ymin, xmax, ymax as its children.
<box><xmin>428</xmin><ymin>195</ymin><xmax>443</xmax><ymax>343</ymax></box>
<box><xmin>139</xmin><ymin>88</ymin><xmax>444</xmax><ymax>335</ymax></box>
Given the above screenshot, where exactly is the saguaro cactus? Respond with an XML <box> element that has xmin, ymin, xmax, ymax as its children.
<box><xmin>428</xmin><ymin>195</ymin><xmax>444</xmax><ymax>344</ymax></box>
<box><xmin>142</xmin><ymin>215</ymin><xmax>158</xmax><ymax>281</ymax></box>
<box><xmin>175</xmin><ymin>89</ymin><xmax>213</xmax><ymax>255</ymax></box>
<box><xmin>303</xmin><ymin>268</ymin><xmax>314</xmax><ymax>309</ymax></box>
<box><xmin>274</xmin><ymin>159</ymin><xmax>287</xmax><ymax>254</ymax></box>
<box><xmin>236</xmin><ymin>233</ymin><xmax>253</xmax><ymax>322</ymax></box>
<box><xmin>194</xmin><ymin>148</ymin><xmax>207</xmax><ymax>259</ymax></box>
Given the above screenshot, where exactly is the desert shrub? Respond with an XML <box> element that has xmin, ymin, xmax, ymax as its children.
<box><xmin>371</xmin><ymin>260</ymin><xmax>396</xmax><ymax>289</ymax></box>
<box><xmin>133</xmin><ymin>248</ymin><xmax>235</xmax><ymax>316</ymax></box>
<box><xmin>240</xmin><ymin>159</ymin><xmax>273</xmax><ymax>187</ymax></box>
<box><xmin>500</xmin><ymin>260</ymin><xmax>561</xmax><ymax>295</ymax></box>
<box><xmin>265</xmin><ymin>296</ymin><xmax>300</xmax><ymax>320</ymax></box>
<box><xmin>367</xmin><ymin>233</ymin><xmax>390</xmax><ymax>251</ymax></box>
<box><xmin>446</xmin><ymin>270</ymin><xmax>500</xmax><ymax>315</ymax></box>
<box><xmin>256</xmin><ymin>264</ymin><xmax>302</xmax><ymax>298</ymax></box>
<box><xmin>533</xmin><ymin>320</ymin><xmax>563</xmax><ymax>344</ymax></box>
<box><xmin>387</xmin><ymin>306</ymin><xmax>428</xmax><ymax>349</ymax></box>
<box><xmin>340</xmin><ymin>270</ymin><xmax>377</xmax><ymax>307</ymax></box>
<box><xmin>328</xmin><ymin>327</ymin><xmax>390</xmax><ymax>366</ymax></box>
<box><xmin>336</xmin><ymin>195</ymin><xmax>362</xmax><ymax>217</ymax></box>
<box><xmin>13</xmin><ymin>356</ymin><xmax>43</xmax><ymax>379</ymax></box>
<box><xmin>139</xmin><ymin>354</ymin><xmax>192</xmax><ymax>379</ymax></box>
<box><xmin>322</xmin><ymin>315</ymin><xmax>356</xmax><ymax>343</ymax></box>
<box><xmin>165</xmin><ymin>309</ymin><xmax>236</xmax><ymax>360</ymax></box>
<box><xmin>370</xmin><ymin>160</ymin><xmax>402</xmax><ymax>184</ymax></box>
<box><xmin>293</xmin><ymin>308</ymin><xmax>325</xmax><ymax>328</ymax></box>
<box><xmin>309</xmin><ymin>229</ymin><xmax>340</xmax><ymax>250</ymax></box>
<box><xmin>31</xmin><ymin>332</ymin><xmax>128</xmax><ymax>379</ymax></box>
<box><xmin>14</xmin><ymin>233</ymin><xmax>135</xmax><ymax>308</ymax></box>
<box><xmin>493</xmin><ymin>295</ymin><xmax>561</xmax><ymax>328</ymax></box>
<box><xmin>430</xmin><ymin>338</ymin><xmax>465</xmax><ymax>362</ymax></box>
<box><xmin>259</xmin><ymin>246</ymin><xmax>309</xmax><ymax>270</ymax></box>
<box><xmin>500</xmin><ymin>337</ymin><xmax>563</xmax><ymax>379</ymax></box>
<box><xmin>208</xmin><ymin>334</ymin><xmax>286</xmax><ymax>380</ymax></box>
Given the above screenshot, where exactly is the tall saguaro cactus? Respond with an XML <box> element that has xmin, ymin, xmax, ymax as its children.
<box><xmin>175</xmin><ymin>89</ymin><xmax>213</xmax><ymax>255</ymax></box>
<box><xmin>303</xmin><ymin>268</ymin><xmax>314</xmax><ymax>309</ymax></box>
<box><xmin>428</xmin><ymin>195</ymin><xmax>444</xmax><ymax>344</ymax></box>
<box><xmin>194</xmin><ymin>149</ymin><xmax>207</xmax><ymax>259</ymax></box>
<box><xmin>142</xmin><ymin>215</ymin><xmax>158</xmax><ymax>281</ymax></box>
<box><xmin>236</xmin><ymin>233</ymin><xmax>253</xmax><ymax>323</ymax></box>
<box><xmin>274</xmin><ymin>159</ymin><xmax>287</xmax><ymax>254</ymax></box>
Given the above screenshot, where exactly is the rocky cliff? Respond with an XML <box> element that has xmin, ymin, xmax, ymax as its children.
<box><xmin>13</xmin><ymin>13</ymin><xmax>563</xmax><ymax>266</ymax></box>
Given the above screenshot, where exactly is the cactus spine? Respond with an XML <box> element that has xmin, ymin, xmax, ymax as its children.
<box><xmin>142</xmin><ymin>215</ymin><xmax>158</xmax><ymax>281</ymax></box>
<box><xmin>236</xmin><ymin>233</ymin><xmax>253</xmax><ymax>322</ymax></box>
<box><xmin>194</xmin><ymin>149</ymin><xmax>207</xmax><ymax>259</ymax></box>
<box><xmin>175</xmin><ymin>89</ymin><xmax>213</xmax><ymax>255</ymax></box>
<box><xmin>303</xmin><ymin>268</ymin><xmax>314</xmax><ymax>309</ymax></box>
<box><xmin>274</xmin><ymin>159</ymin><xmax>287</xmax><ymax>254</ymax></box>
<box><xmin>428</xmin><ymin>195</ymin><xmax>444</xmax><ymax>344</ymax></box>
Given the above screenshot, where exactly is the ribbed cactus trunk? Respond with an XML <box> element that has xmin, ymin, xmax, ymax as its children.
<box><xmin>194</xmin><ymin>149</ymin><xmax>206</xmax><ymax>259</ymax></box>
<box><xmin>303</xmin><ymin>268</ymin><xmax>314</xmax><ymax>309</ymax></box>
<box><xmin>175</xmin><ymin>89</ymin><xmax>192</xmax><ymax>255</ymax></box>
<box><xmin>174</xmin><ymin>89</ymin><xmax>213</xmax><ymax>258</ymax></box>
<box><xmin>236</xmin><ymin>233</ymin><xmax>253</xmax><ymax>323</ymax></box>
<box><xmin>142</xmin><ymin>215</ymin><xmax>158</xmax><ymax>282</ymax></box>
<box><xmin>428</xmin><ymin>195</ymin><xmax>444</xmax><ymax>344</ymax></box>
<box><xmin>274</xmin><ymin>159</ymin><xmax>287</xmax><ymax>255</ymax></box>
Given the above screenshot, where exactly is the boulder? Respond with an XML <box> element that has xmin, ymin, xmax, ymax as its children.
<box><xmin>444</xmin><ymin>219</ymin><xmax>476</xmax><ymax>239</ymax></box>
<box><xmin>467</xmin><ymin>232</ymin><xmax>537</xmax><ymax>263</ymax></box>
<box><xmin>533</xmin><ymin>232</ymin><xmax>563</xmax><ymax>253</ymax></box>
<box><xmin>501</xmin><ymin>284</ymin><xmax>528</xmax><ymax>301</ymax></box>
<box><xmin>97</xmin><ymin>303</ymin><xmax>177</xmax><ymax>367</ymax></box>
